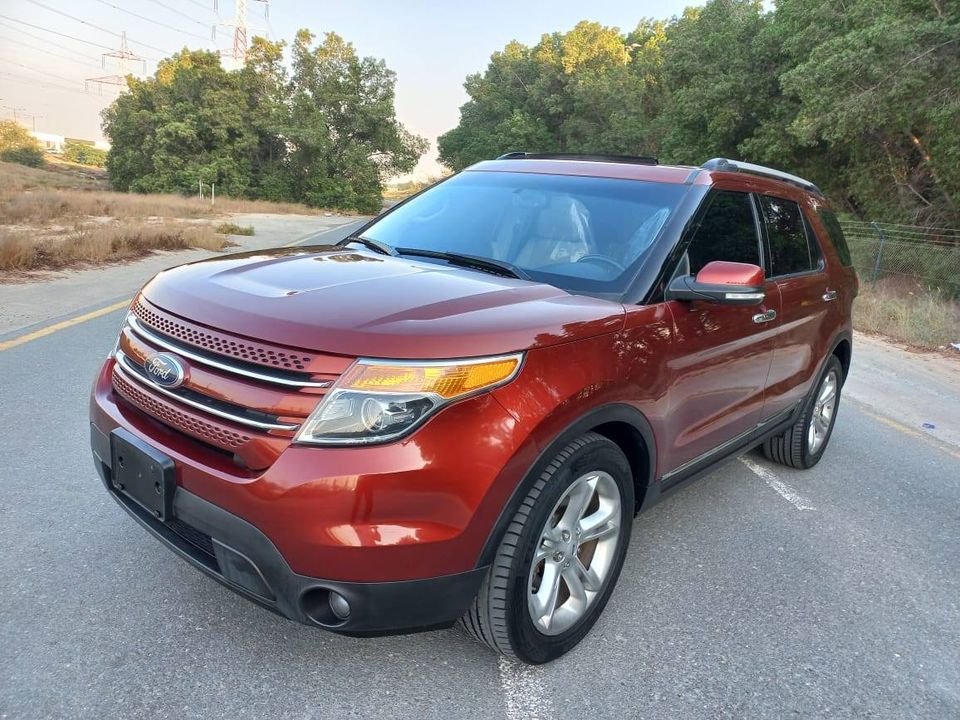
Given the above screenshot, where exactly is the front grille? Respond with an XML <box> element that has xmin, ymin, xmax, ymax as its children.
<box><xmin>132</xmin><ymin>297</ymin><xmax>314</xmax><ymax>371</ymax></box>
<box><xmin>167</xmin><ymin>518</ymin><xmax>218</xmax><ymax>564</ymax></box>
<box><xmin>113</xmin><ymin>297</ymin><xmax>349</xmax><ymax>468</ymax></box>
<box><xmin>113</xmin><ymin>369</ymin><xmax>251</xmax><ymax>451</ymax></box>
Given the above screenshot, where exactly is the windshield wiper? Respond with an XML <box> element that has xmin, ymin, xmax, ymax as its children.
<box><xmin>335</xmin><ymin>234</ymin><xmax>397</xmax><ymax>256</ymax></box>
<box><xmin>394</xmin><ymin>247</ymin><xmax>530</xmax><ymax>280</ymax></box>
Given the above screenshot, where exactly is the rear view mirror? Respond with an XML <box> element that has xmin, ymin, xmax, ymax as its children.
<box><xmin>666</xmin><ymin>260</ymin><xmax>765</xmax><ymax>306</ymax></box>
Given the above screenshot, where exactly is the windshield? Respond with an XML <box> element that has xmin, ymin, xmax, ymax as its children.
<box><xmin>362</xmin><ymin>170</ymin><xmax>689</xmax><ymax>294</ymax></box>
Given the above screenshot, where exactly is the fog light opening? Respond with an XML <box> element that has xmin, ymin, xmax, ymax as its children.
<box><xmin>299</xmin><ymin>587</ymin><xmax>351</xmax><ymax>627</ymax></box>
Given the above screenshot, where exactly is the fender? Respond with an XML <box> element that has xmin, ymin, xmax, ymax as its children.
<box><xmin>475</xmin><ymin>402</ymin><xmax>657</xmax><ymax>569</ymax></box>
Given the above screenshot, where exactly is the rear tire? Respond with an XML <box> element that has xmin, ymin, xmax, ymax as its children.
<box><xmin>763</xmin><ymin>355</ymin><xmax>843</xmax><ymax>469</ymax></box>
<box><xmin>460</xmin><ymin>432</ymin><xmax>634</xmax><ymax>663</ymax></box>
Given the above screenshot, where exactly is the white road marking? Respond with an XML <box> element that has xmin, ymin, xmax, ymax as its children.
<box><xmin>740</xmin><ymin>457</ymin><xmax>816</xmax><ymax>511</ymax></box>
<box><xmin>498</xmin><ymin>656</ymin><xmax>554</xmax><ymax>720</ymax></box>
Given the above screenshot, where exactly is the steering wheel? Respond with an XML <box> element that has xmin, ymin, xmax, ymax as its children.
<box><xmin>575</xmin><ymin>254</ymin><xmax>626</xmax><ymax>273</ymax></box>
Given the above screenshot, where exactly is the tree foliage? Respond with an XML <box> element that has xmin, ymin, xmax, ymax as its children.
<box><xmin>102</xmin><ymin>32</ymin><xmax>426</xmax><ymax>213</ymax></box>
<box><xmin>0</xmin><ymin>120</ymin><xmax>44</xmax><ymax>168</ymax></box>
<box><xmin>62</xmin><ymin>140</ymin><xmax>107</xmax><ymax>167</ymax></box>
<box><xmin>439</xmin><ymin>0</ymin><xmax>960</xmax><ymax>225</ymax></box>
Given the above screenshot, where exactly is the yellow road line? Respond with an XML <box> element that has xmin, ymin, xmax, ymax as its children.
<box><xmin>0</xmin><ymin>299</ymin><xmax>131</xmax><ymax>352</ymax></box>
<box><xmin>858</xmin><ymin>406</ymin><xmax>960</xmax><ymax>461</ymax></box>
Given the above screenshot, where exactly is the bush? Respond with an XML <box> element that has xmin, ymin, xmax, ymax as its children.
<box><xmin>0</xmin><ymin>120</ymin><xmax>45</xmax><ymax>168</ymax></box>
<box><xmin>0</xmin><ymin>146</ymin><xmax>44</xmax><ymax>167</ymax></box>
<box><xmin>62</xmin><ymin>140</ymin><xmax>107</xmax><ymax>168</ymax></box>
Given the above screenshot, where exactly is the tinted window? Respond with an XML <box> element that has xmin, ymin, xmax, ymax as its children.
<box><xmin>362</xmin><ymin>171</ymin><xmax>688</xmax><ymax>295</ymax></box>
<box><xmin>760</xmin><ymin>196</ymin><xmax>815</xmax><ymax>276</ymax></box>
<box><xmin>686</xmin><ymin>191</ymin><xmax>760</xmax><ymax>274</ymax></box>
<box><xmin>818</xmin><ymin>210</ymin><xmax>853</xmax><ymax>266</ymax></box>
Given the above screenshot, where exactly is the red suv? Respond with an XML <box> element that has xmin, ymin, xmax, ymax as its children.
<box><xmin>90</xmin><ymin>154</ymin><xmax>856</xmax><ymax>663</ymax></box>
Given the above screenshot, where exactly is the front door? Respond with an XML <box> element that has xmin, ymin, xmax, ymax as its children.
<box><xmin>661</xmin><ymin>190</ymin><xmax>781</xmax><ymax>474</ymax></box>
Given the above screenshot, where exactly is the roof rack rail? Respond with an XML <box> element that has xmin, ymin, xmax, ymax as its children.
<box><xmin>497</xmin><ymin>152</ymin><xmax>658</xmax><ymax>166</ymax></box>
<box><xmin>701</xmin><ymin>158</ymin><xmax>823</xmax><ymax>196</ymax></box>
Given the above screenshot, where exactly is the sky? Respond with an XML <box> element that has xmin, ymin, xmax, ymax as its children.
<box><xmin>0</xmin><ymin>0</ymin><xmax>700</xmax><ymax>180</ymax></box>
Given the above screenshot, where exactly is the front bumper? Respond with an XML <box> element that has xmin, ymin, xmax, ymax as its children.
<box><xmin>91</xmin><ymin>423</ymin><xmax>487</xmax><ymax>635</ymax></box>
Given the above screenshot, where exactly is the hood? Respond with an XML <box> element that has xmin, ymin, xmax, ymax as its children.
<box><xmin>140</xmin><ymin>247</ymin><xmax>624</xmax><ymax>359</ymax></box>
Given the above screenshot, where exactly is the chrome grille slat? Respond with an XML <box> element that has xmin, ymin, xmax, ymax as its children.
<box><xmin>114</xmin><ymin>351</ymin><xmax>299</xmax><ymax>432</ymax></box>
<box><xmin>126</xmin><ymin>315</ymin><xmax>332</xmax><ymax>389</ymax></box>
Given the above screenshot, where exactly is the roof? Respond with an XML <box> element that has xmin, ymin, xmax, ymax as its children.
<box><xmin>466</xmin><ymin>156</ymin><xmax>823</xmax><ymax>197</ymax></box>
<box><xmin>467</xmin><ymin>158</ymin><xmax>697</xmax><ymax>184</ymax></box>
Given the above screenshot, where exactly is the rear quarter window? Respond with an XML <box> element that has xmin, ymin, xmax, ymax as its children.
<box><xmin>817</xmin><ymin>210</ymin><xmax>853</xmax><ymax>267</ymax></box>
<box><xmin>758</xmin><ymin>195</ymin><xmax>818</xmax><ymax>276</ymax></box>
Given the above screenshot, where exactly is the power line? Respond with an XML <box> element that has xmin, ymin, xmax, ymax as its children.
<box><xmin>90</xmin><ymin>0</ymin><xmax>213</xmax><ymax>43</ymax></box>
<box><xmin>143</xmin><ymin>0</ymin><xmax>215</xmax><ymax>31</ymax></box>
<box><xmin>0</xmin><ymin>57</ymin><xmax>88</xmax><ymax>88</ymax></box>
<box><xmin>0</xmin><ymin>15</ymin><xmax>116</xmax><ymax>53</ymax></box>
<box><xmin>0</xmin><ymin>71</ymin><xmax>96</xmax><ymax>98</ymax></box>
<box><xmin>182</xmin><ymin>0</ymin><xmax>219</xmax><ymax>14</ymax></box>
<box><xmin>0</xmin><ymin>21</ymin><xmax>101</xmax><ymax>63</ymax></box>
<box><xmin>0</xmin><ymin>33</ymin><xmax>105</xmax><ymax>71</ymax></box>
<box><xmin>23</xmin><ymin>0</ymin><xmax>171</xmax><ymax>58</ymax></box>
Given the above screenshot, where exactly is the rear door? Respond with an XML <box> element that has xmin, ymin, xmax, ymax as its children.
<box><xmin>756</xmin><ymin>193</ymin><xmax>834</xmax><ymax>419</ymax></box>
<box><xmin>661</xmin><ymin>190</ymin><xmax>781</xmax><ymax>474</ymax></box>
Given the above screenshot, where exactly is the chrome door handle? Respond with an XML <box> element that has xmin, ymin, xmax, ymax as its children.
<box><xmin>752</xmin><ymin>309</ymin><xmax>777</xmax><ymax>324</ymax></box>
<box><xmin>823</xmin><ymin>289</ymin><xmax>838</xmax><ymax>302</ymax></box>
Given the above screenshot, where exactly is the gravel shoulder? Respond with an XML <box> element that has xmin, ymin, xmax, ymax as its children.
<box><xmin>845</xmin><ymin>331</ymin><xmax>960</xmax><ymax>449</ymax></box>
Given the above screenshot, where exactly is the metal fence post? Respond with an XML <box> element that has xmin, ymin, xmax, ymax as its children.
<box><xmin>870</xmin><ymin>221</ymin><xmax>886</xmax><ymax>282</ymax></box>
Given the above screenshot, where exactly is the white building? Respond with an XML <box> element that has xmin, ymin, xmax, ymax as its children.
<box><xmin>30</xmin><ymin>131</ymin><xmax>65</xmax><ymax>153</ymax></box>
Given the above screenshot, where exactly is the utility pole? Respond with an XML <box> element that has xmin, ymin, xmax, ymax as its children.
<box><xmin>86</xmin><ymin>32</ymin><xmax>145</xmax><ymax>95</ymax></box>
<box><xmin>25</xmin><ymin>113</ymin><xmax>43</xmax><ymax>131</ymax></box>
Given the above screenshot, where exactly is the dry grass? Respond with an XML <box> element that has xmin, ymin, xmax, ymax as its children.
<box><xmin>214</xmin><ymin>222</ymin><xmax>255</xmax><ymax>235</ymax></box>
<box><xmin>0</xmin><ymin>160</ymin><xmax>351</xmax><ymax>224</ymax></box>
<box><xmin>0</xmin><ymin>222</ymin><xmax>232</xmax><ymax>273</ymax></box>
<box><xmin>854</xmin><ymin>280</ymin><xmax>960</xmax><ymax>349</ymax></box>
<box><xmin>0</xmin><ymin>159</ymin><xmax>109</xmax><ymax>192</ymax></box>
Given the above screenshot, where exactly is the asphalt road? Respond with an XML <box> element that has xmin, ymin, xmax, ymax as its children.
<box><xmin>2</xmin><ymin>224</ymin><xmax>959</xmax><ymax>719</ymax></box>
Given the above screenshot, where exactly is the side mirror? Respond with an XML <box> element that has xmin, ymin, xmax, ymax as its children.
<box><xmin>666</xmin><ymin>260</ymin><xmax>765</xmax><ymax>306</ymax></box>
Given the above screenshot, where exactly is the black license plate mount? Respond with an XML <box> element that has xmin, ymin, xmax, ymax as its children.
<box><xmin>110</xmin><ymin>428</ymin><xmax>176</xmax><ymax>521</ymax></box>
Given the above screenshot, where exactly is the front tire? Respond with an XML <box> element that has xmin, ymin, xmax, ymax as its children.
<box><xmin>460</xmin><ymin>432</ymin><xmax>634</xmax><ymax>663</ymax></box>
<box><xmin>763</xmin><ymin>355</ymin><xmax>843</xmax><ymax>469</ymax></box>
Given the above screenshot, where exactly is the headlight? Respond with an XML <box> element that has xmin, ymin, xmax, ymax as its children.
<box><xmin>110</xmin><ymin>311</ymin><xmax>131</xmax><ymax>358</ymax></box>
<box><xmin>294</xmin><ymin>353</ymin><xmax>523</xmax><ymax>446</ymax></box>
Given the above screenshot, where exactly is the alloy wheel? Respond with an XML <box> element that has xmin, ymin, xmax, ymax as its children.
<box><xmin>527</xmin><ymin>471</ymin><xmax>622</xmax><ymax>636</ymax></box>
<box><xmin>808</xmin><ymin>369</ymin><xmax>838</xmax><ymax>454</ymax></box>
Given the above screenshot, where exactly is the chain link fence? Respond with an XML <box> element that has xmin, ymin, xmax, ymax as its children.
<box><xmin>838</xmin><ymin>219</ymin><xmax>960</xmax><ymax>298</ymax></box>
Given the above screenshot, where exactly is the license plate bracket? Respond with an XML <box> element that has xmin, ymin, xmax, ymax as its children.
<box><xmin>110</xmin><ymin>428</ymin><xmax>175</xmax><ymax>521</ymax></box>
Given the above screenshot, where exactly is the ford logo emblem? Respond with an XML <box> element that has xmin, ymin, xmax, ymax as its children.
<box><xmin>144</xmin><ymin>352</ymin><xmax>187</xmax><ymax>389</ymax></box>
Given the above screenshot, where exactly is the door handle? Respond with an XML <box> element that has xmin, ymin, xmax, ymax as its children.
<box><xmin>752</xmin><ymin>309</ymin><xmax>777</xmax><ymax>324</ymax></box>
<box><xmin>823</xmin><ymin>289</ymin><xmax>838</xmax><ymax>302</ymax></box>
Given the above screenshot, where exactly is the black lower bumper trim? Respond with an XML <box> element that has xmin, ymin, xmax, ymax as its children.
<box><xmin>91</xmin><ymin>423</ymin><xmax>487</xmax><ymax>636</ymax></box>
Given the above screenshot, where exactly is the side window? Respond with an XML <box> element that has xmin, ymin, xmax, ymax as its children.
<box><xmin>817</xmin><ymin>209</ymin><xmax>853</xmax><ymax>267</ymax></box>
<box><xmin>685</xmin><ymin>191</ymin><xmax>761</xmax><ymax>275</ymax></box>
<box><xmin>759</xmin><ymin>195</ymin><xmax>816</xmax><ymax>276</ymax></box>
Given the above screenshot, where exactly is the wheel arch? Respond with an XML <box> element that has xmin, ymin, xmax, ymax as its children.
<box><xmin>831</xmin><ymin>332</ymin><xmax>852</xmax><ymax>383</ymax></box>
<box><xmin>475</xmin><ymin>403</ymin><xmax>657</xmax><ymax>569</ymax></box>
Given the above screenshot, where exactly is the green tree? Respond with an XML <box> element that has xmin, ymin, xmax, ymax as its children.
<box><xmin>438</xmin><ymin>0</ymin><xmax>959</xmax><ymax>226</ymax></box>
<box><xmin>284</xmin><ymin>30</ymin><xmax>427</xmax><ymax>212</ymax></box>
<box><xmin>0</xmin><ymin>120</ymin><xmax>44</xmax><ymax>167</ymax></box>
<box><xmin>102</xmin><ymin>31</ymin><xmax>426</xmax><ymax>212</ymax></box>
